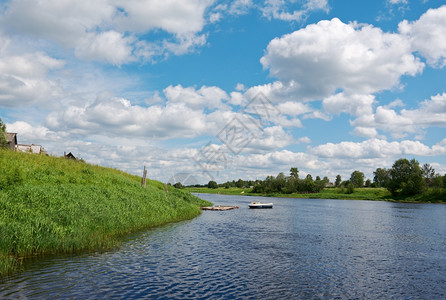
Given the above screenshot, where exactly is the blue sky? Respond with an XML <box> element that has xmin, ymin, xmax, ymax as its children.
<box><xmin>1</xmin><ymin>0</ymin><xmax>446</xmax><ymax>184</ymax></box>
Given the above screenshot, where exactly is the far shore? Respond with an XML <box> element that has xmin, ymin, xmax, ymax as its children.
<box><xmin>186</xmin><ymin>187</ymin><xmax>446</xmax><ymax>204</ymax></box>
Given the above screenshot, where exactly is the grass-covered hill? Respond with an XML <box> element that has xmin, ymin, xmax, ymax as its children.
<box><xmin>0</xmin><ymin>149</ymin><xmax>212</xmax><ymax>277</ymax></box>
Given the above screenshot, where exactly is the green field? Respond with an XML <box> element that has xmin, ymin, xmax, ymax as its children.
<box><xmin>0</xmin><ymin>150</ymin><xmax>212</xmax><ymax>277</ymax></box>
<box><xmin>187</xmin><ymin>186</ymin><xmax>446</xmax><ymax>202</ymax></box>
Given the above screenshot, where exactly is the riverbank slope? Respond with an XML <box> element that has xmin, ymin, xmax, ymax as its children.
<box><xmin>0</xmin><ymin>150</ymin><xmax>212</xmax><ymax>277</ymax></box>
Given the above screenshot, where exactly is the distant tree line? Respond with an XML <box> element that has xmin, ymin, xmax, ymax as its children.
<box><xmin>183</xmin><ymin>178</ymin><xmax>261</xmax><ymax>189</ymax></box>
<box><xmin>251</xmin><ymin>170</ymin><xmax>330</xmax><ymax>194</ymax></box>
<box><xmin>175</xmin><ymin>157</ymin><xmax>445</xmax><ymax>197</ymax></box>
<box><xmin>250</xmin><ymin>159</ymin><xmax>442</xmax><ymax>196</ymax></box>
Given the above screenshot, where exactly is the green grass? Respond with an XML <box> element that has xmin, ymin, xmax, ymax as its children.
<box><xmin>188</xmin><ymin>186</ymin><xmax>445</xmax><ymax>203</ymax></box>
<box><xmin>186</xmin><ymin>186</ymin><xmax>392</xmax><ymax>199</ymax></box>
<box><xmin>0</xmin><ymin>150</ymin><xmax>212</xmax><ymax>277</ymax></box>
<box><xmin>186</xmin><ymin>187</ymin><xmax>250</xmax><ymax>195</ymax></box>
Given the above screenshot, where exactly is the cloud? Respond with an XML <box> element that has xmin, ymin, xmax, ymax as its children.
<box><xmin>310</xmin><ymin>138</ymin><xmax>446</xmax><ymax>159</ymax></box>
<box><xmin>113</xmin><ymin>0</ymin><xmax>212</xmax><ymax>35</ymax></box>
<box><xmin>297</xmin><ymin>136</ymin><xmax>311</xmax><ymax>144</ymax></box>
<box><xmin>6</xmin><ymin>121</ymin><xmax>62</xmax><ymax>142</ymax></box>
<box><xmin>323</xmin><ymin>93</ymin><xmax>375</xmax><ymax>117</ymax></box>
<box><xmin>351</xmin><ymin>93</ymin><xmax>446</xmax><ymax>138</ymax></box>
<box><xmin>44</xmin><ymin>85</ymin><xmax>233</xmax><ymax>140</ymax></box>
<box><xmin>277</xmin><ymin>101</ymin><xmax>312</xmax><ymax>116</ymax></box>
<box><xmin>303</xmin><ymin>138</ymin><xmax>446</xmax><ymax>179</ymax></box>
<box><xmin>261</xmin><ymin>18</ymin><xmax>424</xmax><ymax>99</ymax></box>
<box><xmin>351</xmin><ymin>127</ymin><xmax>380</xmax><ymax>139</ymax></box>
<box><xmin>402</xmin><ymin>93</ymin><xmax>446</xmax><ymax>127</ymax></box>
<box><xmin>243</xmin><ymin>125</ymin><xmax>295</xmax><ymax>153</ymax></box>
<box><xmin>75</xmin><ymin>31</ymin><xmax>135</xmax><ymax>65</ymax></box>
<box><xmin>211</xmin><ymin>0</ymin><xmax>327</xmax><ymax>24</ymax></box>
<box><xmin>0</xmin><ymin>37</ymin><xmax>65</xmax><ymax>107</ymax></box>
<box><xmin>233</xmin><ymin>149</ymin><xmax>321</xmax><ymax>171</ymax></box>
<box><xmin>45</xmin><ymin>96</ymin><xmax>212</xmax><ymax>139</ymax></box>
<box><xmin>388</xmin><ymin>0</ymin><xmax>407</xmax><ymax>4</ymax></box>
<box><xmin>163</xmin><ymin>84</ymin><xmax>231</xmax><ymax>112</ymax></box>
<box><xmin>0</xmin><ymin>0</ymin><xmax>214</xmax><ymax>64</ymax></box>
<box><xmin>399</xmin><ymin>5</ymin><xmax>446</xmax><ymax>67</ymax></box>
<box><xmin>114</xmin><ymin>0</ymin><xmax>213</xmax><ymax>60</ymax></box>
<box><xmin>261</xmin><ymin>0</ymin><xmax>329</xmax><ymax>22</ymax></box>
<box><xmin>0</xmin><ymin>0</ymin><xmax>115</xmax><ymax>48</ymax></box>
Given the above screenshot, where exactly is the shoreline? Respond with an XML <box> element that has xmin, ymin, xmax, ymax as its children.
<box><xmin>188</xmin><ymin>187</ymin><xmax>446</xmax><ymax>204</ymax></box>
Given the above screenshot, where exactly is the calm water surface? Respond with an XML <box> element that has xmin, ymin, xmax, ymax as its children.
<box><xmin>1</xmin><ymin>194</ymin><xmax>445</xmax><ymax>299</ymax></box>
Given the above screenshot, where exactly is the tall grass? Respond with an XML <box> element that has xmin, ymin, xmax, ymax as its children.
<box><xmin>0</xmin><ymin>150</ymin><xmax>211</xmax><ymax>276</ymax></box>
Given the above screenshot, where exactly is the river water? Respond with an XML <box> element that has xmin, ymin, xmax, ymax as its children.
<box><xmin>1</xmin><ymin>194</ymin><xmax>445</xmax><ymax>299</ymax></box>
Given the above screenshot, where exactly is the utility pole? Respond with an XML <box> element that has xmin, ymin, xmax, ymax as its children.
<box><xmin>141</xmin><ymin>166</ymin><xmax>147</xmax><ymax>188</ymax></box>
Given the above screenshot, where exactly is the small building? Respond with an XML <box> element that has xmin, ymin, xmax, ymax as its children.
<box><xmin>325</xmin><ymin>182</ymin><xmax>336</xmax><ymax>188</ymax></box>
<box><xmin>16</xmin><ymin>144</ymin><xmax>46</xmax><ymax>154</ymax></box>
<box><xmin>5</xmin><ymin>132</ymin><xmax>47</xmax><ymax>154</ymax></box>
<box><xmin>6</xmin><ymin>133</ymin><xmax>17</xmax><ymax>151</ymax></box>
<box><xmin>64</xmin><ymin>152</ymin><xmax>76</xmax><ymax>160</ymax></box>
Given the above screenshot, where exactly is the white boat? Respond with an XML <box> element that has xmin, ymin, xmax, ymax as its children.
<box><xmin>248</xmin><ymin>201</ymin><xmax>273</xmax><ymax>209</ymax></box>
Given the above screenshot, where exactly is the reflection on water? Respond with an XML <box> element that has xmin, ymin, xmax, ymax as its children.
<box><xmin>1</xmin><ymin>195</ymin><xmax>445</xmax><ymax>299</ymax></box>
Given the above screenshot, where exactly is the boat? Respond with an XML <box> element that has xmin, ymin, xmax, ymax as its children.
<box><xmin>248</xmin><ymin>201</ymin><xmax>273</xmax><ymax>209</ymax></box>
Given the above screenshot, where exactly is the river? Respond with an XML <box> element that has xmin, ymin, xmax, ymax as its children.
<box><xmin>1</xmin><ymin>194</ymin><xmax>445</xmax><ymax>299</ymax></box>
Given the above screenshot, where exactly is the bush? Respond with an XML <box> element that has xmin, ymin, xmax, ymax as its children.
<box><xmin>207</xmin><ymin>180</ymin><xmax>218</xmax><ymax>189</ymax></box>
<box><xmin>346</xmin><ymin>182</ymin><xmax>355</xmax><ymax>194</ymax></box>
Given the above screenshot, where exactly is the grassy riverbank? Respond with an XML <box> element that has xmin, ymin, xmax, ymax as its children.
<box><xmin>0</xmin><ymin>150</ymin><xmax>212</xmax><ymax>277</ymax></box>
<box><xmin>187</xmin><ymin>187</ymin><xmax>446</xmax><ymax>203</ymax></box>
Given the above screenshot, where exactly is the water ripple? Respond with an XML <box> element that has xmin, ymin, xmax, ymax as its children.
<box><xmin>1</xmin><ymin>196</ymin><xmax>445</xmax><ymax>299</ymax></box>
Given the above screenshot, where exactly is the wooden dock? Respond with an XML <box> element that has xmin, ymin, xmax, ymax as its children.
<box><xmin>200</xmin><ymin>205</ymin><xmax>239</xmax><ymax>211</ymax></box>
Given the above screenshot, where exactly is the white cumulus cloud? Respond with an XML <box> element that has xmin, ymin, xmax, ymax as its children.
<box><xmin>0</xmin><ymin>37</ymin><xmax>65</xmax><ymax>107</ymax></box>
<box><xmin>0</xmin><ymin>0</ymin><xmax>214</xmax><ymax>64</ymax></box>
<box><xmin>310</xmin><ymin>138</ymin><xmax>445</xmax><ymax>159</ymax></box>
<box><xmin>399</xmin><ymin>5</ymin><xmax>446</xmax><ymax>67</ymax></box>
<box><xmin>261</xmin><ymin>18</ymin><xmax>424</xmax><ymax>99</ymax></box>
<box><xmin>351</xmin><ymin>93</ymin><xmax>446</xmax><ymax>138</ymax></box>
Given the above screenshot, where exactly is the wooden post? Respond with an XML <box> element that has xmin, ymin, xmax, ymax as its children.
<box><xmin>163</xmin><ymin>183</ymin><xmax>168</xmax><ymax>193</ymax></box>
<box><xmin>142</xmin><ymin>166</ymin><xmax>147</xmax><ymax>188</ymax></box>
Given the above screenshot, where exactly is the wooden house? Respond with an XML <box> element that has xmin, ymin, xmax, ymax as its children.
<box><xmin>64</xmin><ymin>152</ymin><xmax>76</xmax><ymax>160</ymax></box>
<box><xmin>6</xmin><ymin>133</ymin><xmax>17</xmax><ymax>151</ymax></box>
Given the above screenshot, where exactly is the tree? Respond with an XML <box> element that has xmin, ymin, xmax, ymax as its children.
<box><xmin>373</xmin><ymin>168</ymin><xmax>390</xmax><ymax>188</ymax></box>
<box><xmin>302</xmin><ymin>176</ymin><xmax>315</xmax><ymax>193</ymax></box>
<box><xmin>350</xmin><ymin>170</ymin><xmax>365</xmax><ymax>188</ymax></box>
<box><xmin>388</xmin><ymin>158</ymin><xmax>426</xmax><ymax>196</ymax></box>
<box><xmin>173</xmin><ymin>182</ymin><xmax>184</xmax><ymax>189</ymax></box>
<box><xmin>235</xmin><ymin>178</ymin><xmax>246</xmax><ymax>188</ymax></box>
<box><xmin>335</xmin><ymin>175</ymin><xmax>342</xmax><ymax>187</ymax></box>
<box><xmin>207</xmin><ymin>180</ymin><xmax>218</xmax><ymax>189</ymax></box>
<box><xmin>274</xmin><ymin>172</ymin><xmax>287</xmax><ymax>192</ymax></box>
<box><xmin>314</xmin><ymin>176</ymin><xmax>326</xmax><ymax>192</ymax></box>
<box><xmin>431</xmin><ymin>175</ymin><xmax>443</xmax><ymax>189</ymax></box>
<box><xmin>290</xmin><ymin>167</ymin><xmax>299</xmax><ymax>179</ymax></box>
<box><xmin>0</xmin><ymin>118</ymin><xmax>8</xmax><ymax>149</ymax></box>
<box><xmin>422</xmin><ymin>163</ymin><xmax>436</xmax><ymax>187</ymax></box>
<box><xmin>322</xmin><ymin>176</ymin><xmax>330</xmax><ymax>187</ymax></box>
